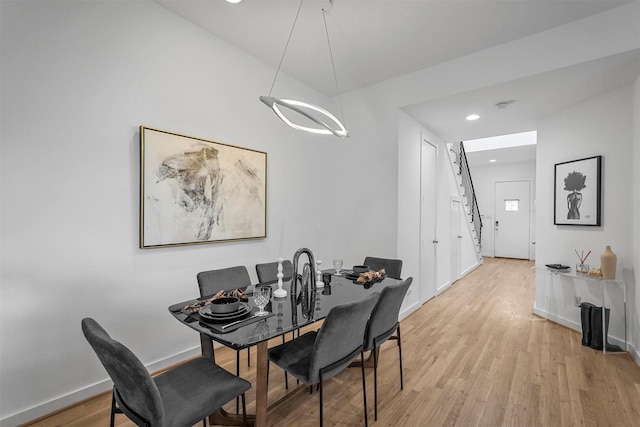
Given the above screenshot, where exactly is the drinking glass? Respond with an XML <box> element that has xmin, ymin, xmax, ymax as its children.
<box><xmin>254</xmin><ymin>286</ymin><xmax>270</xmax><ymax>316</ymax></box>
<box><xmin>333</xmin><ymin>258</ymin><xmax>343</xmax><ymax>276</ymax></box>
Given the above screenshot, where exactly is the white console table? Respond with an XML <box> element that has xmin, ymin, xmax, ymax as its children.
<box><xmin>541</xmin><ymin>267</ymin><xmax>626</xmax><ymax>354</ymax></box>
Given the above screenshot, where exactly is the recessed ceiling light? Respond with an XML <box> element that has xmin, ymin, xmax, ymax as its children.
<box><xmin>225</xmin><ymin>0</ymin><xmax>243</xmax><ymax>3</ymax></box>
<box><xmin>466</xmin><ymin>114</ymin><xmax>480</xmax><ymax>121</ymax></box>
<box><xmin>489</xmin><ymin>159</ymin><xmax>497</xmax><ymax>163</ymax></box>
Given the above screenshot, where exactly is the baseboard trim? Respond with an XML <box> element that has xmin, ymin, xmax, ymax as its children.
<box><xmin>461</xmin><ymin>261</ymin><xmax>482</xmax><ymax>277</ymax></box>
<box><xmin>5</xmin><ymin>346</ymin><xmax>201</xmax><ymax>427</ymax></box>
<box><xmin>437</xmin><ymin>281</ymin><xmax>452</xmax><ymax>295</ymax></box>
<box><xmin>436</xmin><ymin>261</ymin><xmax>481</xmax><ymax>297</ymax></box>
<box><xmin>627</xmin><ymin>342</ymin><xmax>640</xmax><ymax>366</ymax></box>
<box><xmin>400</xmin><ymin>300</ymin><xmax>422</xmax><ymax>321</ymax></box>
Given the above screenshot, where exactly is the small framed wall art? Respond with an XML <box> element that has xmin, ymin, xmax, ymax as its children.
<box><xmin>140</xmin><ymin>126</ymin><xmax>267</xmax><ymax>248</ymax></box>
<box><xmin>554</xmin><ymin>155</ymin><xmax>601</xmax><ymax>226</ymax></box>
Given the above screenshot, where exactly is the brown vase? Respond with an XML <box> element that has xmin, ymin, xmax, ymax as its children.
<box><xmin>600</xmin><ymin>245</ymin><xmax>617</xmax><ymax>280</ymax></box>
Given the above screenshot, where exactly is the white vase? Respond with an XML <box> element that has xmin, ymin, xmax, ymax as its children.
<box><xmin>600</xmin><ymin>245</ymin><xmax>617</xmax><ymax>280</ymax></box>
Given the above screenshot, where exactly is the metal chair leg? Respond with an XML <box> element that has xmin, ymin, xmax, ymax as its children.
<box><xmin>282</xmin><ymin>335</ymin><xmax>289</xmax><ymax>390</ymax></box>
<box><xmin>361</xmin><ymin>350</ymin><xmax>369</xmax><ymax>427</ymax></box>
<box><xmin>397</xmin><ymin>326</ymin><xmax>404</xmax><ymax>390</ymax></box>
<box><xmin>319</xmin><ymin>377</ymin><xmax>324</xmax><ymax>427</ymax></box>
<box><xmin>236</xmin><ymin>351</ymin><xmax>241</xmax><ymax>413</ymax></box>
<box><xmin>110</xmin><ymin>388</ymin><xmax>117</xmax><ymax>427</ymax></box>
<box><xmin>241</xmin><ymin>393</ymin><xmax>248</xmax><ymax>427</ymax></box>
<box><xmin>373</xmin><ymin>345</ymin><xmax>378</xmax><ymax>421</ymax></box>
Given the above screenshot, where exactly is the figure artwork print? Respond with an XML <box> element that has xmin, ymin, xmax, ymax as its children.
<box><xmin>140</xmin><ymin>127</ymin><xmax>267</xmax><ymax>248</ymax></box>
<box><xmin>554</xmin><ymin>156</ymin><xmax>601</xmax><ymax>226</ymax></box>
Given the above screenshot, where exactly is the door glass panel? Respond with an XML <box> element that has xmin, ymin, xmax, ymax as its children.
<box><xmin>505</xmin><ymin>199</ymin><xmax>519</xmax><ymax>211</ymax></box>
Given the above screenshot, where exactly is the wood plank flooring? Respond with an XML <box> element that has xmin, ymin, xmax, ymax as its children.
<box><xmin>24</xmin><ymin>258</ymin><xmax>640</xmax><ymax>426</ymax></box>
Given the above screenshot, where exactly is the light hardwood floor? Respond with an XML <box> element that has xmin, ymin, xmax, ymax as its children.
<box><xmin>25</xmin><ymin>258</ymin><xmax>640</xmax><ymax>426</ymax></box>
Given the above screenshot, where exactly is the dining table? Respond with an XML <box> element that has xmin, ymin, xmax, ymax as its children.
<box><xmin>168</xmin><ymin>269</ymin><xmax>401</xmax><ymax>427</ymax></box>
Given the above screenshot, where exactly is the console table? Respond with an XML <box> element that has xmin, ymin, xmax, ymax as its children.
<box><xmin>541</xmin><ymin>267</ymin><xmax>626</xmax><ymax>354</ymax></box>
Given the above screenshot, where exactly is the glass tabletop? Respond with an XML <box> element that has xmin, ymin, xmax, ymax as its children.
<box><xmin>168</xmin><ymin>271</ymin><xmax>401</xmax><ymax>350</ymax></box>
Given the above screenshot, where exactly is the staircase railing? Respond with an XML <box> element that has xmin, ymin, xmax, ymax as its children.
<box><xmin>451</xmin><ymin>141</ymin><xmax>482</xmax><ymax>250</ymax></box>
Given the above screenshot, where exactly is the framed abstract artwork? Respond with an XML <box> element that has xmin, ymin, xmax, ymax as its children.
<box><xmin>554</xmin><ymin>155</ymin><xmax>601</xmax><ymax>226</ymax></box>
<box><xmin>140</xmin><ymin>126</ymin><xmax>267</xmax><ymax>248</ymax></box>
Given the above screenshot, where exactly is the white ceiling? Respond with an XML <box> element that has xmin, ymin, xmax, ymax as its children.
<box><xmin>154</xmin><ymin>0</ymin><xmax>640</xmax><ymax>162</ymax></box>
<box><xmin>405</xmin><ymin>49</ymin><xmax>640</xmax><ymax>143</ymax></box>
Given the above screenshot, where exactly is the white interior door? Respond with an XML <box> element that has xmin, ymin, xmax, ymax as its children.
<box><xmin>494</xmin><ymin>180</ymin><xmax>530</xmax><ymax>259</ymax></box>
<box><xmin>450</xmin><ymin>197</ymin><xmax>461</xmax><ymax>284</ymax></box>
<box><xmin>420</xmin><ymin>139</ymin><xmax>437</xmax><ymax>303</ymax></box>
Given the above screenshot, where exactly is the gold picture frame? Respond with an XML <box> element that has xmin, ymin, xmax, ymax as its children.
<box><xmin>140</xmin><ymin>126</ymin><xmax>267</xmax><ymax>248</ymax></box>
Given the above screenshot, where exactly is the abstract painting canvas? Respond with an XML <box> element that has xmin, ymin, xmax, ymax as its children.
<box><xmin>554</xmin><ymin>155</ymin><xmax>601</xmax><ymax>226</ymax></box>
<box><xmin>140</xmin><ymin>126</ymin><xmax>267</xmax><ymax>248</ymax></box>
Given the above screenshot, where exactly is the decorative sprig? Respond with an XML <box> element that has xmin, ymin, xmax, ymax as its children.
<box><xmin>575</xmin><ymin>249</ymin><xmax>591</xmax><ymax>265</ymax></box>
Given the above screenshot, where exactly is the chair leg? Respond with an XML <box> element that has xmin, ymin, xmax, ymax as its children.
<box><xmin>247</xmin><ymin>347</ymin><xmax>251</xmax><ymax>367</ymax></box>
<box><xmin>319</xmin><ymin>376</ymin><xmax>324</xmax><ymax>427</ymax></box>
<box><xmin>397</xmin><ymin>326</ymin><xmax>404</xmax><ymax>390</ymax></box>
<box><xmin>236</xmin><ymin>351</ymin><xmax>241</xmax><ymax>414</ymax></box>
<box><xmin>110</xmin><ymin>388</ymin><xmax>117</xmax><ymax>427</ymax></box>
<box><xmin>360</xmin><ymin>350</ymin><xmax>369</xmax><ymax>427</ymax></box>
<box><xmin>373</xmin><ymin>346</ymin><xmax>378</xmax><ymax>421</ymax></box>
<box><xmin>282</xmin><ymin>335</ymin><xmax>289</xmax><ymax>390</ymax></box>
<box><xmin>241</xmin><ymin>393</ymin><xmax>248</xmax><ymax>427</ymax></box>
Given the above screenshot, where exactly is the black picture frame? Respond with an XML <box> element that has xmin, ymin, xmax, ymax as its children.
<box><xmin>554</xmin><ymin>155</ymin><xmax>601</xmax><ymax>226</ymax></box>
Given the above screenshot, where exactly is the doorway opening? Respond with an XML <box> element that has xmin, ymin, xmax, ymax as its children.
<box><xmin>463</xmin><ymin>131</ymin><xmax>537</xmax><ymax>260</ymax></box>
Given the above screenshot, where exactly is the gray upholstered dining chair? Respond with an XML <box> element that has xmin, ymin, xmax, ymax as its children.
<box><xmin>81</xmin><ymin>318</ymin><xmax>250</xmax><ymax>427</ymax></box>
<box><xmin>363</xmin><ymin>256</ymin><xmax>403</xmax><ymax>280</ymax></box>
<box><xmin>255</xmin><ymin>260</ymin><xmax>293</xmax><ymax>285</ymax></box>
<box><xmin>197</xmin><ymin>266</ymin><xmax>253</xmax><ymax>412</ymax></box>
<box><xmin>268</xmin><ymin>293</ymin><xmax>380</xmax><ymax>427</ymax></box>
<box><xmin>361</xmin><ymin>277</ymin><xmax>413</xmax><ymax>420</ymax></box>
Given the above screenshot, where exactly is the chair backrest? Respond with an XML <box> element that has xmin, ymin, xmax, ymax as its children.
<box><xmin>308</xmin><ymin>293</ymin><xmax>380</xmax><ymax>384</ymax></box>
<box><xmin>81</xmin><ymin>318</ymin><xmax>164</xmax><ymax>426</ymax></box>
<box><xmin>255</xmin><ymin>260</ymin><xmax>293</xmax><ymax>285</ymax></box>
<box><xmin>364</xmin><ymin>256</ymin><xmax>403</xmax><ymax>280</ymax></box>
<box><xmin>364</xmin><ymin>277</ymin><xmax>413</xmax><ymax>351</ymax></box>
<box><xmin>196</xmin><ymin>266</ymin><xmax>252</xmax><ymax>297</ymax></box>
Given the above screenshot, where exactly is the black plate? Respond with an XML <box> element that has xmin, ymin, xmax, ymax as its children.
<box><xmin>199</xmin><ymin>302</ymin><xmax>251</xmax><ymax>321</ymax></box>
<box><xmin>545</xmin><ymin>264</ymin><xmax>570</xmax><ymax>270</ymax></box>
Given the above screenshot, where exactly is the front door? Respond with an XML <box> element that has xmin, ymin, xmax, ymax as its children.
<box><xmin>494</xmin><ymin>180</ymin><xmax>530</xmax><ymax>259</ymax></box>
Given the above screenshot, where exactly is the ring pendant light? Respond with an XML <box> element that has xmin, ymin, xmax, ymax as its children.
<box><xmin>260</xmin><ymin>0</ymin><xmax>348</xmax><ymax>138</ymax></box>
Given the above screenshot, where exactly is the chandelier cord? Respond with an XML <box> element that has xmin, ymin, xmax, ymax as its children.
<box><xmin>268</xmin><ymin>0</ymin><xmax>305</xmax><ymax>97</ymax></box>
<box><xmin>322</xmin><ymin>8</ymin><xmax>346</xmax><ymax>125</ymax></box>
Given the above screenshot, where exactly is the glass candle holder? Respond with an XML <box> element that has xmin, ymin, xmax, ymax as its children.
<box><xmin>576</xmin><ymin>263</ymin><xmax>590</xmax><ymax>275</ymax></box>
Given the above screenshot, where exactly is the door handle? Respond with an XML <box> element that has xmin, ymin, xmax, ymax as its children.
<box><xmin>457</xmin><ymin>235</ymin><xmax>463</xmax><ymax>239</ymax></box>
<box><xmin>433</xmin><ymin>240</ymin><xmax>439</xmax><ymax>244</ymax></box>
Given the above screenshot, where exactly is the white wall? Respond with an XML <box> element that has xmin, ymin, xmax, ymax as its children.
<box><xmin>0</xmin><ymin>1</ymin><xmax>399</xmax><ymax>424</ymax></box>
<box><xmin>472</xmin><ymin>160</ymin><xmax>536</xmax><ymax>258</ymax></box>
<box><xmin>631</xmin><ymin>75</ymin><xmax>640</xmax><ymax>364</ymax></box>
<box><xmin>397</xmin><ymin>111</ymin><xmax>481</xmax><ymax>303</ymax></box>
<box><xmin>534</xmin><ymin>85</ymin><xmax>635</xmax><ymax>350</ymax></box>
